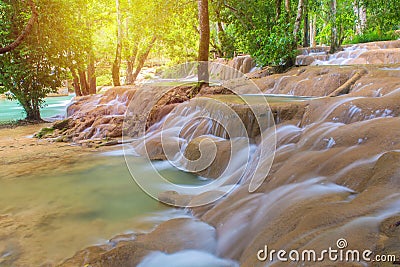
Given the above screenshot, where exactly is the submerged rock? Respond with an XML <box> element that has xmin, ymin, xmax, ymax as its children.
<box><xmin>61</xmin><ymin>218</ymin><xmax>218</xmax><ymax>267</ymax></box>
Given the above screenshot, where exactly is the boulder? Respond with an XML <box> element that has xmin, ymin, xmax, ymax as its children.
<box><xmin>184</xmin><ymin>136</ymin><xmax>232</xmax><ymax>179</ymax></box>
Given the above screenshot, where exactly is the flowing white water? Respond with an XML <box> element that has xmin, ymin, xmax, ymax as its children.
<box><xmin>313</xmin><ymin>47</ymin><xmax>369</xmax><ymax>65</ymax></box>
<box><xmin>310</xmin><ymin>40</ymin><xmax>400</xmax><ymax>65</ymax></box>
<box><xmin>138</xmin><ymin>250</ymin><xmax>239</xmax><ymax>267</ymax></box>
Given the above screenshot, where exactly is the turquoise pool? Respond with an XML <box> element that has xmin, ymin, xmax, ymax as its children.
<box><xmin>0</xmin><ymin>95</ymin><xmax>74</xmax><ymax>122</ymax></box>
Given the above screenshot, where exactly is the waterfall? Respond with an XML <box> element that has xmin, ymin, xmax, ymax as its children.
<box><xmin>123</xmin><ymin>69</ymin><xmax>277</xmax><ymax>206</ymax></box>
<box><xmin>295</xmin><ymin>40</ymin><xmax>400</xmax><ymax>66</ymax></box>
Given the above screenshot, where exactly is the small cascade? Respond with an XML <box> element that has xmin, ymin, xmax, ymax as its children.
<box><xmin>124</xmin><ymin>94</ymin><xmax>275</xmax><ymax>203</ymax></box>
<box><xmin>138</xmin><ymin>250</ymin><xmax>239</xmax><ymax>267</ymax></box>
<box><xmin>316</xmin><ymin>47</ymin><xmax>368</xmax><ymax>65</ymax></box>
<box><xmin>159</xmin><ymin>56</ymin><xmax>257</xmax><ymax>82</ymax></box>
<box><xmin>295</xmin><ymin>40</ymin><xmax>400</xmax><ymax>66</ymax></box>
<box><xmin>196</xmin><ymin>112</ymin><xmax>400</xmax><ymax>265</ymax></box>
<box><xmin>38</xmin><ymin>56</ymin><xmax>400</xmax><ymax>266</ymax></box>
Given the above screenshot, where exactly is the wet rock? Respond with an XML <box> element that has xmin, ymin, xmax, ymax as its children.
<box><xmin>190</xmin><ymin>191</ymin><xmax>227</xmax><ymax>217</ymax></box>
<box><xmin>300</xmin><ymin>92</ymin><xmax>400</xmax><ymax>126</ymax></box>
<box><xmin>60</xmin><ymin>86</ymin><xmax>136</xmax><ymax>141</ymax></box>
<box><xmin>184</xmin><ymin>136</ymin><xmax>231</xmax><ymax>179</ymax></box>
<box><xmin>295</xmin><ymin>54</ymin><xmax>329</xmax><ymax>66</ymax></box>
<box><xmin>52</xmin><ymin>118</ymin><xmax>72</xmax><ymax>130</ymax></box>
<box><xmin>213</xmin><ymin>55</ymin><xmax>256</xmax><ymax>78</ymax></box>
<box><xmin>254</xmin><ymin>66</ymin><xmax>362</xmax><ymax>96</ymax></box>
<box><xmin>60</xmin><ymin>218</ymin><xmax>217</xmax><ymax>267</ymax></box>
<box><xmin>158</xmin><ymin>191</ymin><xmax>193</xmax><ymax>206</ymax></box>
<box><xmin>138</xmin><ymin>250</ymin><xmax>239</xmax><ymax>267</ymax></box>
<box><xmin>198</xmin><ymin>86</ymin><xmax>234</xmax><ymax>96</ymax></box>
<box><xmin>375</xmin><ymin>217</ymin><xmax>400</xmax><ymax>266</ymax></box>
<box><xmin>145</xmin><ymin>86</ymin><xmax>191</xmax><ymax>129</ymax></box>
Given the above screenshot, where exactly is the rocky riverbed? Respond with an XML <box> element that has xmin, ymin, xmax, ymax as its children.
<box><xmin>6</xmin><ymin>40</ymin><xmax>400</xmax><ymax>266</ymax></box>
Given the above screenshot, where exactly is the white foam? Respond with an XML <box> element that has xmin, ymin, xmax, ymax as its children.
<box><xmin>138</xmin><ymin>250</ymin><xmax>239</xmax><ymax>267</ymax></box>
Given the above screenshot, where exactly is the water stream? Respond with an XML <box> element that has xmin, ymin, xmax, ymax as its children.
<box><xmin>0</xmin><ymin>152</ymin><xmax>202</xmax><ymax>266</ymax></box>
<box><xmin>2</xmin><ymin>74</ymin><xmax>398</xmax><ymax>267</ymax></box>
<box><xmin>0</xmin><ymin>95</ymin><xmax>74</xmax><ymax>122</ymax></box>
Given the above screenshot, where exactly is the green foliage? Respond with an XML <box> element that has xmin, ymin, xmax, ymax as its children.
<box><xmin>247</xmin><ymin>19</ymin><xmax>296</xmax><ymax>66</ymax></box>
<box><xmin>151</xmin><ymin>0</ymin><xmax>199</xmax><ymax>64</ymax></box>
<box><xmin>0</xmin><ymin>0</ymin><xmax>68</xmax><ymax>120</ymax></box>
<box><xmin>2</xmin><ymin>0</ymin><xmax>400</xmax><ymax>122</ymax></box>
<box><xmin>96</xmin><ymin>74</ymin><xmax>113</xmax><ymax>86</ymax></box>
<box><xmin>211</xmin><ymin>0</ymin><xmax>297</xmax><ymax>68</ymax></box>
<box><xmin>346</xmin><ymin>30</ymin><xmax>397</xmax><ymax>44</ymax></box>
<box><xmin>364</xmin><ymin>0</ymin><xmax>400</xmax><ymax>33</ymax></box>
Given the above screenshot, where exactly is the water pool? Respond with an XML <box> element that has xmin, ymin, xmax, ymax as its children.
<box><xmin>0</xmin><ymin>152</ymin><xmax>201</xmax><ymax>266</ymax></box>
<box><xmin>0</xmin><ymin>95</ymin><xmax>74</xmax><ymax>122</ymax></box>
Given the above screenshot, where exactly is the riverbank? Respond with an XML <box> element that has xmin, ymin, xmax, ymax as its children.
<box><xmin>0</xmin><ymin>124</ymin><xmax>115</xmax><ymax>179</ymax></box>
<box><xmin>0</xmin><ymin>124</ymin><xmax>191</xmax><ymax>266</ymax></box>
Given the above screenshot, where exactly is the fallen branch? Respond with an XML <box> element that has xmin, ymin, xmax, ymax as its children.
<box><xmin>328</xmin><ymin>69</ymin><xmax>367</xmax><ymax>97</ymax></box>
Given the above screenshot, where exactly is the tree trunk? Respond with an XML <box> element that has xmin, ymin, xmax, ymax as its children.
<box><xmin>0</xmin><ymin>0</ymin><xmax>38</xmax><ymax>54</ymax></box>
<box><xmin>275</xmin><ymin>0</ymin><xmax>282</xmax><ymax>20</ymax></box>
<box><xmin>214</xmin><ymin>8</ymin><xmax>225</xmax><ymax>57</ymax></box>
<box><xmin>70</xmin><ymin>67</ymin><xmax>82</xmax><ymax>96</ymax></box>
<box><xmin>310</xmin><ymin>14</ymin><xmax>316</xmax><ymax>47</ymax></box>
<box><xmin>131</xmin><ymin>36</ymin><xmax>157</xmax><ymax>83</ymax></box>
<box><xmin>112</xmin><ymin>0</ymin><xmax>122</xmax><ymax>86</ymax></box>
<box><xmin>25</xmin><ymin>108</ymin><xmax>41</xmax><ymax>121</ymax></box>
<box><xmin>21</xmin><ymin>98</ymin><xmax>42</xmax><ymax>121</ymax></box>
<box><xmin>329</xmin><ymin>0</ymin><xmax>338</xmax><ymax>53</ymax></box>
<box><xmin>87</xmin><ymin>54</ymin><xmax>96</xmax><ymax>94</ymax></box>
<box><xmin>78</xmin><ymin>69</ymin><xmax>89</xmax><ymax>95</ymax></box>
<box><xmin>197</xmin><ymin>0</ymin><xmax>210</xmax><ymax>86</ymax></box>
<box><xmin>285</xmin><ymin>0</ymin><xmax>291</xmax><ymax>15</ymax></box>
<box><xmin>353</xmin><ymin>0</ymin><xmax>366</xmax><ymax>35</ymax></box>
<box><xmin>303</xmin><ymin>4</ymin><xmax>309</xmax><ymax>47</ymax></box>
<box><xmin>293</xmin><ymin>0</ymin><xmax>305</xmax><ymax>46</ymax></box>
<box><xmin>126</xmin><ymin>42</ymin><xmax>138</xmax><ymax>85</ymax></box>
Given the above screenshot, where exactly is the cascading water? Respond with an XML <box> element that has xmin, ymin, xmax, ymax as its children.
<box><xmin>127</xmin><ymin>63</ymin><xmax>400</xmax><ymax>266</ymax></box>
<box><xmin>39</xmin><ymin>60</ymin><xmax>400</xmax><ymax>266</ymax></box>
<box><xmin>122</xmin><ymin>64</ymin><xmax>277</xmax><ymax>207</ymax></box>
<box><xmin>309</xmin><ymin>40</ymin><xmax>400</xmax><ymax>66</ymax></box>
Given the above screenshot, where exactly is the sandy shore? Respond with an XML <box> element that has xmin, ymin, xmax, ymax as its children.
<box><xmin>0</xmin><ymin>124</ymin><xmax>114</xmax><ymax>179</ymax></box>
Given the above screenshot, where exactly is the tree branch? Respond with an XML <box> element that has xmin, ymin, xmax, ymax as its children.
<box><xmin>223</xmin><ymin>2</ymin><xmax>256</xmax><ymax>30</ymax></box>
<box><xmin>0</xmin><ymin>0</ymin><xmax>38</xmax><ymax>54</ymax></box>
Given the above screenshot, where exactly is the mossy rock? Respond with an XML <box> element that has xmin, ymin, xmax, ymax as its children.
<box><xmin>34</xmin><ymin>127</ymin><xmax>54</xmax><ymax>139</ymax></box>
<box><xmin>53</xmin><ymin>118</ymin><xmax>71</xmax><ymax>130</ymax></box>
